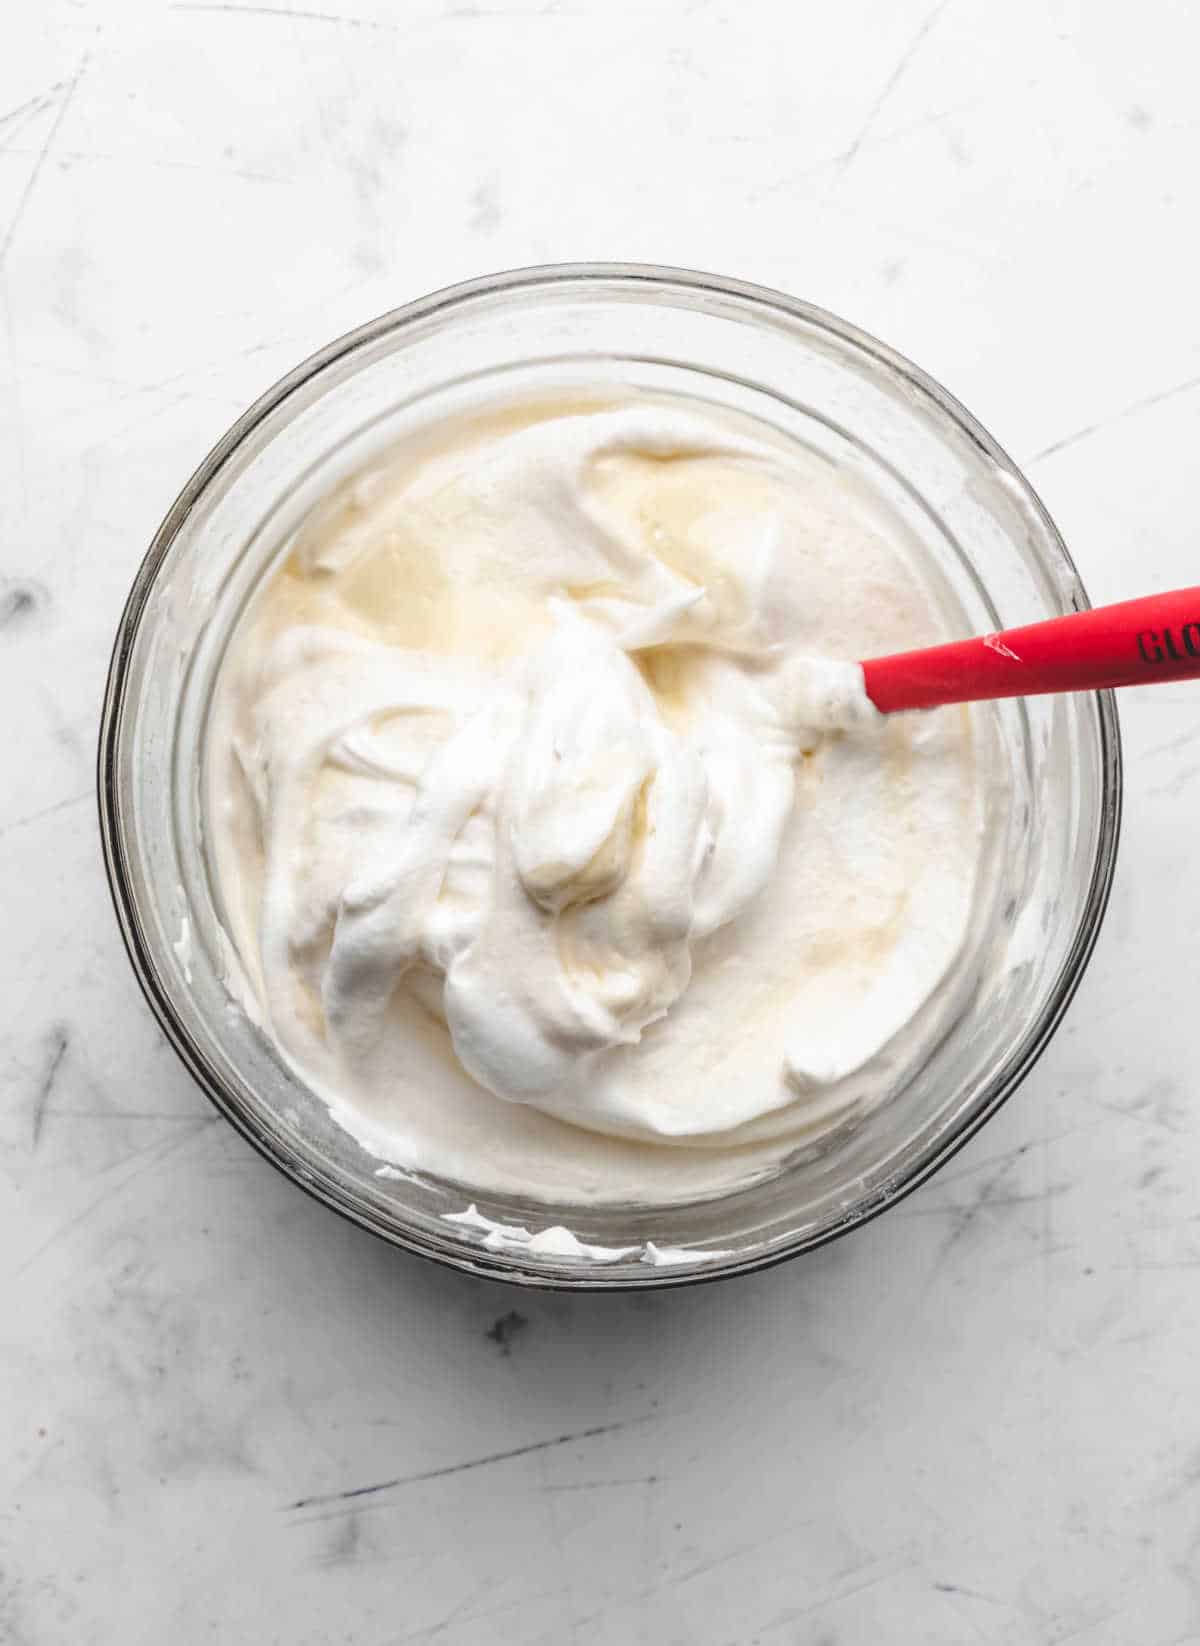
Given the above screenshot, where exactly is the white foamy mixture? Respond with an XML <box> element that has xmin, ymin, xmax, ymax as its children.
<box><xmin>207</xmin><ymin>394</ymin><xmax>1000</xmax><ymax>1206</ymax></box>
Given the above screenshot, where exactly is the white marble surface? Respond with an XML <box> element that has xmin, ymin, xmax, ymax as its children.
<box><xmin>3</xmin><ymin>2</ymin><xmax>1200</xmax><ymax>1640</ymax></box>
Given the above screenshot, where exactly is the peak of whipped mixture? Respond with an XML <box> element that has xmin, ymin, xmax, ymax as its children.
<box><xmin>207</xmin><ymin>393</ymin><xmax>995</xmax><ymax>1204</ymax></box>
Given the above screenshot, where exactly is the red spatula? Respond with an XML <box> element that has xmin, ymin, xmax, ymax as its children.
<box><xmin>861</xmin><ymin>585</ymin><xmax>1200</xmax><ymax>713</ymax></box>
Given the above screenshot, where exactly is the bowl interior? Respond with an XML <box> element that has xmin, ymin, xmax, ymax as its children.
<box><xmin>99</xmin><ymin>266</ymin><xmax>1120</xmax><ymax>1287</ymax></box>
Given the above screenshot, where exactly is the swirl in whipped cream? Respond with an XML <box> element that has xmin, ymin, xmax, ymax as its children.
<box><xmin>207</xmin><ymin>395</ymin><xmax>998</xmax><ymax>1202</ymax></box>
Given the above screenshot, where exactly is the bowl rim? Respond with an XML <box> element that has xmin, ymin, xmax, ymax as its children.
<box><xmin>97</xmin><ymin>261</ymin><xmax>1123</xmax><ymax>1291</ymax></box>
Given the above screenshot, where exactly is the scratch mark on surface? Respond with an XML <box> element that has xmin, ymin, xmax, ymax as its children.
<box><xmin>443</xmin><ymin>2</ymin><xmax>580</xmax><ymax>13</ymax></box>
<box><xmin>543</xmin><ymin>1475</ymin><xmax>659</xmax><ymax>1492</ymax></box>
<box><xmin>813</xmin><ymin>188</ymin><xmax>980</xmax><ymax>264</ymax></box>
<box><xmin>0</xmin><ymin>52</ymin><xmax>89</xmax><ymax>268</ymax></box>
<box><xmin>39</xmin><ymin>1107</ymin><xmax>218</xmax><ymax>1122</ymax></box>
<box><xmin>1028</xmin><ymin>371</ymin><xmax>1200</xmax><ymax>463</ymax></box>
<box><xmin>901</xmin><ymin>1155</ymin><xmax>1040</xmax><ymax>1221</ymax></box>
<box><xmin>1027</xmin><ymin>416</ymin><xmax>1112</xmax><ymax>464</ymax></box>
<box><xmin>168</xmin><ymin>1</ymin><xmax>397</xmax><ymax>28</ymax></box>
<box><xmin>933</xmin><ymin>1580</ymin><xmax>1007</xmax><ymax>1605</ymax></box>
<box><xmin>11</xmin><ymin>1122</ymin><xmax>218</xmax><ymax>1282</ymax></box>
<box><xmin>833</xmin><ymin>0</ymin><xmax>952</xmax><ymax>178</ymax></box>
<box><xmin>1115</xmin><ymin>1256</ymin><xmax>1200</xmax><ymax>1272</ymax></box>
<box><xmin>1120</xmin><ymin>688</ymin><xmax>1200</xmax><ymax>710</ymax></box>
<box><xmin>95</xmin><ymin>385</ymin><xmax>236</xmax><ymax>448</ymax></box>
<box><xmin>30</xmin><ymin>1025</ymin><xmax>70</xmax><ymax>1146</ymax></box>
<box><xmin>950</xmin><ymin>1187</ymin><xmax>1066</xmax><ymax>1216</ymax></box>
<box><xmin>38</xmin><ymin>147</ymin><xmax>288</xmax><ymax>185</ymax></box>
<box><xmin>756</xmin><ymin>91</ymin><xmax>990</xmax><ymax>204</ymax></box>
<box><xmin>1143</xmin><ymin>723</ymin><xmax>1200</xmax><ymax>761</ymax></box>
<box><xmin>982</xmin><ymin>633</ymin><xmax>1020</xmax><ymax>661</ymax></box>
<box><xmin>1147</xmin><ymin>756</ymin><xmax>1200</xmax><ymax>798</ymax></box>
<box><xmin>1052</xmin><ymin>1609</ymin><xmax>1120</xmax><ymax>1644</ymax></box>
<box><xmin>286</xmin><ymin>1418</ymin><xmax>647</xmax><ymax>1513</ymax></box>
<box><xmin>566</xmin><ymin>1524</ymin><xmax>820</xmax><ymax>1636</ymax></box>
<box><xmin>0</xmin><ymin>81</ymin><xmax>70</xmax><ymax>141</ymax></box>
<box><xmin>385</xmin><ymin>1590</ymin><xmax>484</xmax><ymax>1645</ymax></box>
<box><xmin>381</xmin><ymin>1589</ymin><xmax>556</xmax><ymax>1646</ymax></box>
<box><xmin>104</xmin><ymin>1116</ymin><xmax>222</xmax><ymax>1175</ymax></box>
<box><xmin>13</xmin><ymin>1181</ymin><xmax>140</xmax><ymax>1284</ymax></box>
<box><xmin>1090</xmin><ymin>1086</ymin><xmax>1187</xmax><ymax>1138</ymax></box>
<box><xmin>938</xmin><ymin>1139</ymin><xmax>1036</xmax><ymax>1189</ymax></box>
<box><xmin>16</xmin><ymin>359</ymin><xmax>163</xmax><ymax>391</ymax></box>
<box><xmin>0</xmin><ymin>789</ymin><xmax>91</xmax><ymax>842</ymax></box>
<box><xmin>754</xmin><ymin>1561</ymin><xmax>913</xmax><ymax>1628</ymax></box>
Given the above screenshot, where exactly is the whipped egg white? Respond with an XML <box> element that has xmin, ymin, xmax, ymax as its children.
<box><xmin>206</xmin><ymin>393</ymin><xmax>1001</xmax><ymax>1205</ymax></box>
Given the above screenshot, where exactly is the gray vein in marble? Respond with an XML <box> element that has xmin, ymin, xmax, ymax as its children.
<box><xmin>0</xmin><ymin>580</ymin><xmax>47</xmax><ymax>631</ymax></box>
<box><xmin>318</xmin><ymin>1511</ymin><xmax>366</xmax><ymax>1569</ymax></box>
<box><xmin>483</xmin><ymin>1308</ymin><xmax>527</xmax><ymax>1355</ymax></box>
<box><xmin>29</xmin><ymin>1025</ymin><xmax>69</xmax><ymax>1149</ymax></box>
<box><xmin>37</xmin><ymin>691</ymin><xmax>85</xmax><ymax>765</ymax></box>
<box><xmin>899</xmin><ymin>1141</ymin><xmax>1069</xmax><ymax>1266</ymax></box>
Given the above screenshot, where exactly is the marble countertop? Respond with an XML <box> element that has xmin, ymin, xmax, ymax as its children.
<box><xmin>4</xmin><ymin>2</ymin><xmax>1200</xmax><ymax>1641</ymax></box>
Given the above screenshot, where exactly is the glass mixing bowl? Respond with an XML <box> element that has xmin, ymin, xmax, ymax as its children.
<box><xmin>98</xmin><ymin>264</ymin><xmax>1121</xmax><ymax>1289</ymax></box>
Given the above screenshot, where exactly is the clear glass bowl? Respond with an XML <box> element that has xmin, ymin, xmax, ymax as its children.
<box><xmin>98</xmin><ymin>264</ymin><xmax>1121</xmax><ymax>1289</ymax></box>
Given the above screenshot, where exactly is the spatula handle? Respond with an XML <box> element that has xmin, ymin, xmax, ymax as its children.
<box><xmin>861</xmin><ymin>585</ymin><xmax>1200</xmax><ymax>713</ymax></box>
